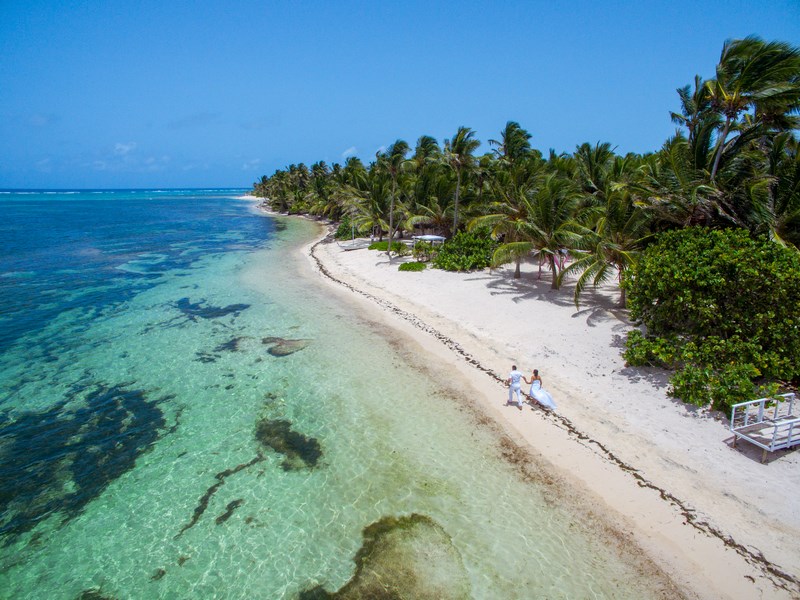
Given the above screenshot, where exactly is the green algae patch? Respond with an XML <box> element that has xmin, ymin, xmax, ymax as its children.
<box><xmin>302</xmin><ymin>514</ymin><xmax>471</xmax><ymax>599</ymax></box>
<box><xmin>255</xmin><ymin>418</ymin><xmax>321</xmax><ymax>470</ymax></box>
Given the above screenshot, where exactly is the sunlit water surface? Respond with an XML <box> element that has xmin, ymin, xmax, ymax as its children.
<box><xmin>0</xmin><ymin>190</ymin><xmax>663</xmax><ymax>599</ymax></box>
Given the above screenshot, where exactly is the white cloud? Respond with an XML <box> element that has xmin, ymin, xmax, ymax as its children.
<box><xmin>341</xmin><ymin>146</ymin><xmax>357</xmax><ymax>159</ymax></box>
<box><xmin>242</xmin><ymin>158</ymin><xmax>262</xmax><ymax>171</ymax></box>
<box><xmin>143</xmin><ymin>155</ymin><xmax>170</xmax><ymax>171</ymax></box>
<box><xmin>114</xmin><ymin>142</ymin><xmax>137</xmax><ymax>156</ymax></box>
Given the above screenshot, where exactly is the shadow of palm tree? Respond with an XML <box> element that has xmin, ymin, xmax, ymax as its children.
<box><xmin>467</xmin><ymin>262</ymin><xmax>680</xmax><ymax>394</ymax></box>
<box><xmin>473</xmin><ymin>262</ymin><xmax>622</xmax><ymax>321</ymax></box>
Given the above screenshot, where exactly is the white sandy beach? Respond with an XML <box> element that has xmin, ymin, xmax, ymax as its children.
<box><xmin>299</xmin><ymin>225</ymin><xmax>800</xmax><ymax>600</ymax></box>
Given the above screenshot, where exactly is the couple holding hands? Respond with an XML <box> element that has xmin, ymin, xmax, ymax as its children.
<box><xmin>506</xmin><ymin>365</ymin><xmax>557</xmax><ymax>411</ymax></box>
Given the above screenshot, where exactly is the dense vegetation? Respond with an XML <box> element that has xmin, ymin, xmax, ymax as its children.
<box><xmin>253</xmin><ymin>37</ymin><xmax>800</xmax><ymax>409</ymax></box>
<box><xmin>623</xmin><ymin>228</ymin><xmax>800</xmax><ymax>411</ymax></box>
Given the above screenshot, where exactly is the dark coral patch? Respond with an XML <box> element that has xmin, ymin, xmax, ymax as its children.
<box><xmin>195</xmin><ymin>352</ymin><xmax>218</xmax><ymax>363</ymax></box>
<box><xmin>176</xmin><ymin>298</ymin><xmax>249</xmax><ymax>320</ymax></box>
<box><xmin>214</xmin><ymin>337</ymin><xmax>244</xmax><ymax>352</ymax></box>
<box><xmin>255</xmin><ymin>419</ymin><xmax>321</xmax><ymax>470</ymax></box>
<box><xmin>261</xmin><ymin>337</ymin><xmax>310</xmax><ymax>357</ymax></box>
<box><xmin>175</xmin><ymin>454</ymin><xmax>264</xmax><ymax>538</ymax></box>
<box><xmin>215</xmin><ymin>499</ymin><xmax>244</xmax><ymax>525</ymax></box>
<box><xmin>0</xmin><ymin>383</ymin><xmax>171</xmax><ymax>545</ymax></box>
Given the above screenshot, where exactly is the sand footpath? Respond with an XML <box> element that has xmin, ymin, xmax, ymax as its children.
<box><xmin>303</xmin><ymin>229</ymin><xmax>800</xmax><ymax>600</ymax></box>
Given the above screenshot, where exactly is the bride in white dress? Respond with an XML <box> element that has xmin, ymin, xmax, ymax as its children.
<box><xmin>526</xmin><ymin>369</ymin><xmax>557</xmax><ymax>410</ymax></box>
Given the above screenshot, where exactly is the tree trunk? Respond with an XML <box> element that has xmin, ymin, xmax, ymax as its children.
<box><xmin>453</xmin><ymin>171</ymin><xmax>461</xmax><ymax>233</ymax></box>
<box><xmin>387</xmin><ymin>178</ymin><xmax>396</xmax><ymax>260</ymax></box>
<box><xmin>710</xmin><ymin>116</ymin><xmax>732</xmax><ymax>182</ymax></box>
<box><xmin>514</xmin><ymin>257</ymin><xmax>521</xmax><ymax>279</ymax></box>
<box><xmin>550</xmin><ymin>255</ymin><xmax>559</xmax><ymax>289</ymax></box>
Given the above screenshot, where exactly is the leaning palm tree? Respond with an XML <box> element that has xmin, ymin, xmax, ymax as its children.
<box><xmin>706</xmin><ymin>36</ymin><xmax>800</xmax><ymax>181</ymax></box>
<box><xmin>443</xmin><ymin>127</ymin><xmax>481</xmax><ymax>233</ymax></box>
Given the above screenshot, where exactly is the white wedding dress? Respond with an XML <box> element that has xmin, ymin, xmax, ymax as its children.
<box><xmin>529</xmin><ymin>380</ymin><xmax>557</xmax><ymax>410</ymax></box>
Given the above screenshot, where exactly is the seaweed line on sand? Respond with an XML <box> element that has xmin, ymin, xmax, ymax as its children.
<box><xmin>310</xmin><ymin>234</ymin><xmax>800</xmax><ymax>594</ymax></box>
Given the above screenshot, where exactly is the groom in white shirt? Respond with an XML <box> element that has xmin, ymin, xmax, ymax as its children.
<box><xmin>507</xmin><ymin>365</ymin><xmax>524</xmax><ymax>410</ymax></box>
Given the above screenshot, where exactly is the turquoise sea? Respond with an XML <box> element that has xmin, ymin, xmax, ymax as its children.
<box><xmin>0</xmin><ymin>190</ymin><xmax>669</xmax><ymax>599</ymax></box>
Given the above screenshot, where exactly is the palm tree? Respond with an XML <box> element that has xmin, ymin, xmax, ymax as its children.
<box><xmin>404</xmin><ymin>193</ymin><xmax>454</xmax><ymax>237</ymax></box>
<box><xmin>469</xmin><ymin>174</ymin><xmax>538</xmax><ymax>279</ymax></box>
<box><xmin>745</xmin><ymin>132</ymin><xmax>800</xmax><ymax>247</ymax></box>
<box><xmin>343</xmin><ymin>156</ymin><xmax>368</xmax><ymax>188</ymax></box>
<box><xmin>560</xmin><ymin>158</ymin><xmax>653</xmax><ymax>306</ymax></box>
<box><xmin>488</xmin><ymin>121</ymin><xmax>532</xmax><ymax>165</ymax></box>
<box><xmin>670</xmin><ymin>75</ymin><xmax>721</xmax><ymax>172</ymax></box>
<box><xmin>443</xmin><ymin>127</ymin><xmax>480</xmax><ymax>233</ymax></box>
<box><xmin>671</xmin><ymin>76</ymin><xmax>713</xmax><ymax>146</ymax></box>
<box><xmin>412</xmin><ymin>135</ymin><xmax>442</xmax><ymax>169</ymax></box>
<box><xmin>376</xmin><ymin>140</ymin><xmax>410</xmax><ymax>258</ymax></box>
<box><xmin>471</xmin><ymin>168</ymin><xmax>578</xmax><ymax>285</ymax></box>
<box><xmin>636</xmin><ymin>136</ymin><xmax>725</xmax><ymax>227</ymax></box>
<box><xmin>347</xmin><ymin>165</ymin><xmax>391</xmax><ymax>240</ymax></box>
<box><xmin>407</xmin><ymin>136</ymin><xmax>444</xmax><ymax>226</ymax></box>
<box><xmin>524</xmin><ymin>173</ymin><xmax>582</xmax><ymax>287</ymax></box>
<box><xmin>706</xmin><ymin>36</ymin><xmax>800</xmax><ymax>181</ymax></box>
<box><xmin>573</xmin><ymin>142</ymin><xmax>616</xmax><ymax>203</ymax></box>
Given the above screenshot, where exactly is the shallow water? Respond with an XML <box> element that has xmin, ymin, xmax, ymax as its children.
<box><xmin>0</xmin><ymin>191</ymin><xmax>666</xmax><ymax>599</ymax></box>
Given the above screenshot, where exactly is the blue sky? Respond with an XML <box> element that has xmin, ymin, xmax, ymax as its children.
<box><xmin>1</xmin><ymin>1</ymin><xmax>799</xmax><ymax>189</ymax></box>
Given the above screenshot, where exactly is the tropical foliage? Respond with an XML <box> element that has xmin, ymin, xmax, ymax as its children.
<box><xmin>253</xmin><ymin>36</ymin><xmax>800</xmax><ymax>407</ymax></box>
<box><xmin>623</xmin><ymin>228</ymin><xmax>800</xmax><ymax>411</ymax></box>
<box><xmin>431</xmin><ymin>230</ymin><xmax>496</xmax><ymax>272</ymax></box>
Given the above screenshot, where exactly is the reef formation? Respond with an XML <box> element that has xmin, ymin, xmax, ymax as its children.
<box><xmin>301</xmin><ymin>514</ymin><xmax>471</xmax><ymax>599</ymax></box>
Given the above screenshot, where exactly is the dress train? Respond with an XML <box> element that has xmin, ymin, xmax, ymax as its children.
<box><xmin>529</xmin><ymin>380</ymin><xmax>557</xmax><ymax>410</ymax></box>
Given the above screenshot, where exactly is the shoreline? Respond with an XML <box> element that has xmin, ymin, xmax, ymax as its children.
<box><xmin>283</xmin><ymin>215</ymin><xmax>800</xmax><ymax>599</ymax></box>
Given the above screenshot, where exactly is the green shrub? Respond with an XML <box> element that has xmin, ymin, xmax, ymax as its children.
<box><xmin>432</xmin><ymin>229</ymin><xmax>495</xmax><ymax>271</ymax></box>
<box><xmin>368</xmin><ymin>240</ymin><xmax>408</xmax><ymax>255</ymax></box>
<box><xmin>334</xmin><ymin>216</ymin><xmax>353</xmax><ymax>240</ymax></box>
<box><xmin>399</xmin><ymin>261</ymin><xmax>426</xmax><ymax>272</ymax></box>
<box><xmin>412</xmin><ymin>241</ymin><xmax>437</xmax><ymax>262</ymax></box>
<box><xmin>622</xmin><ymin>227</ymin><xmax>800</xmax><ymax>412</ymax></box>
